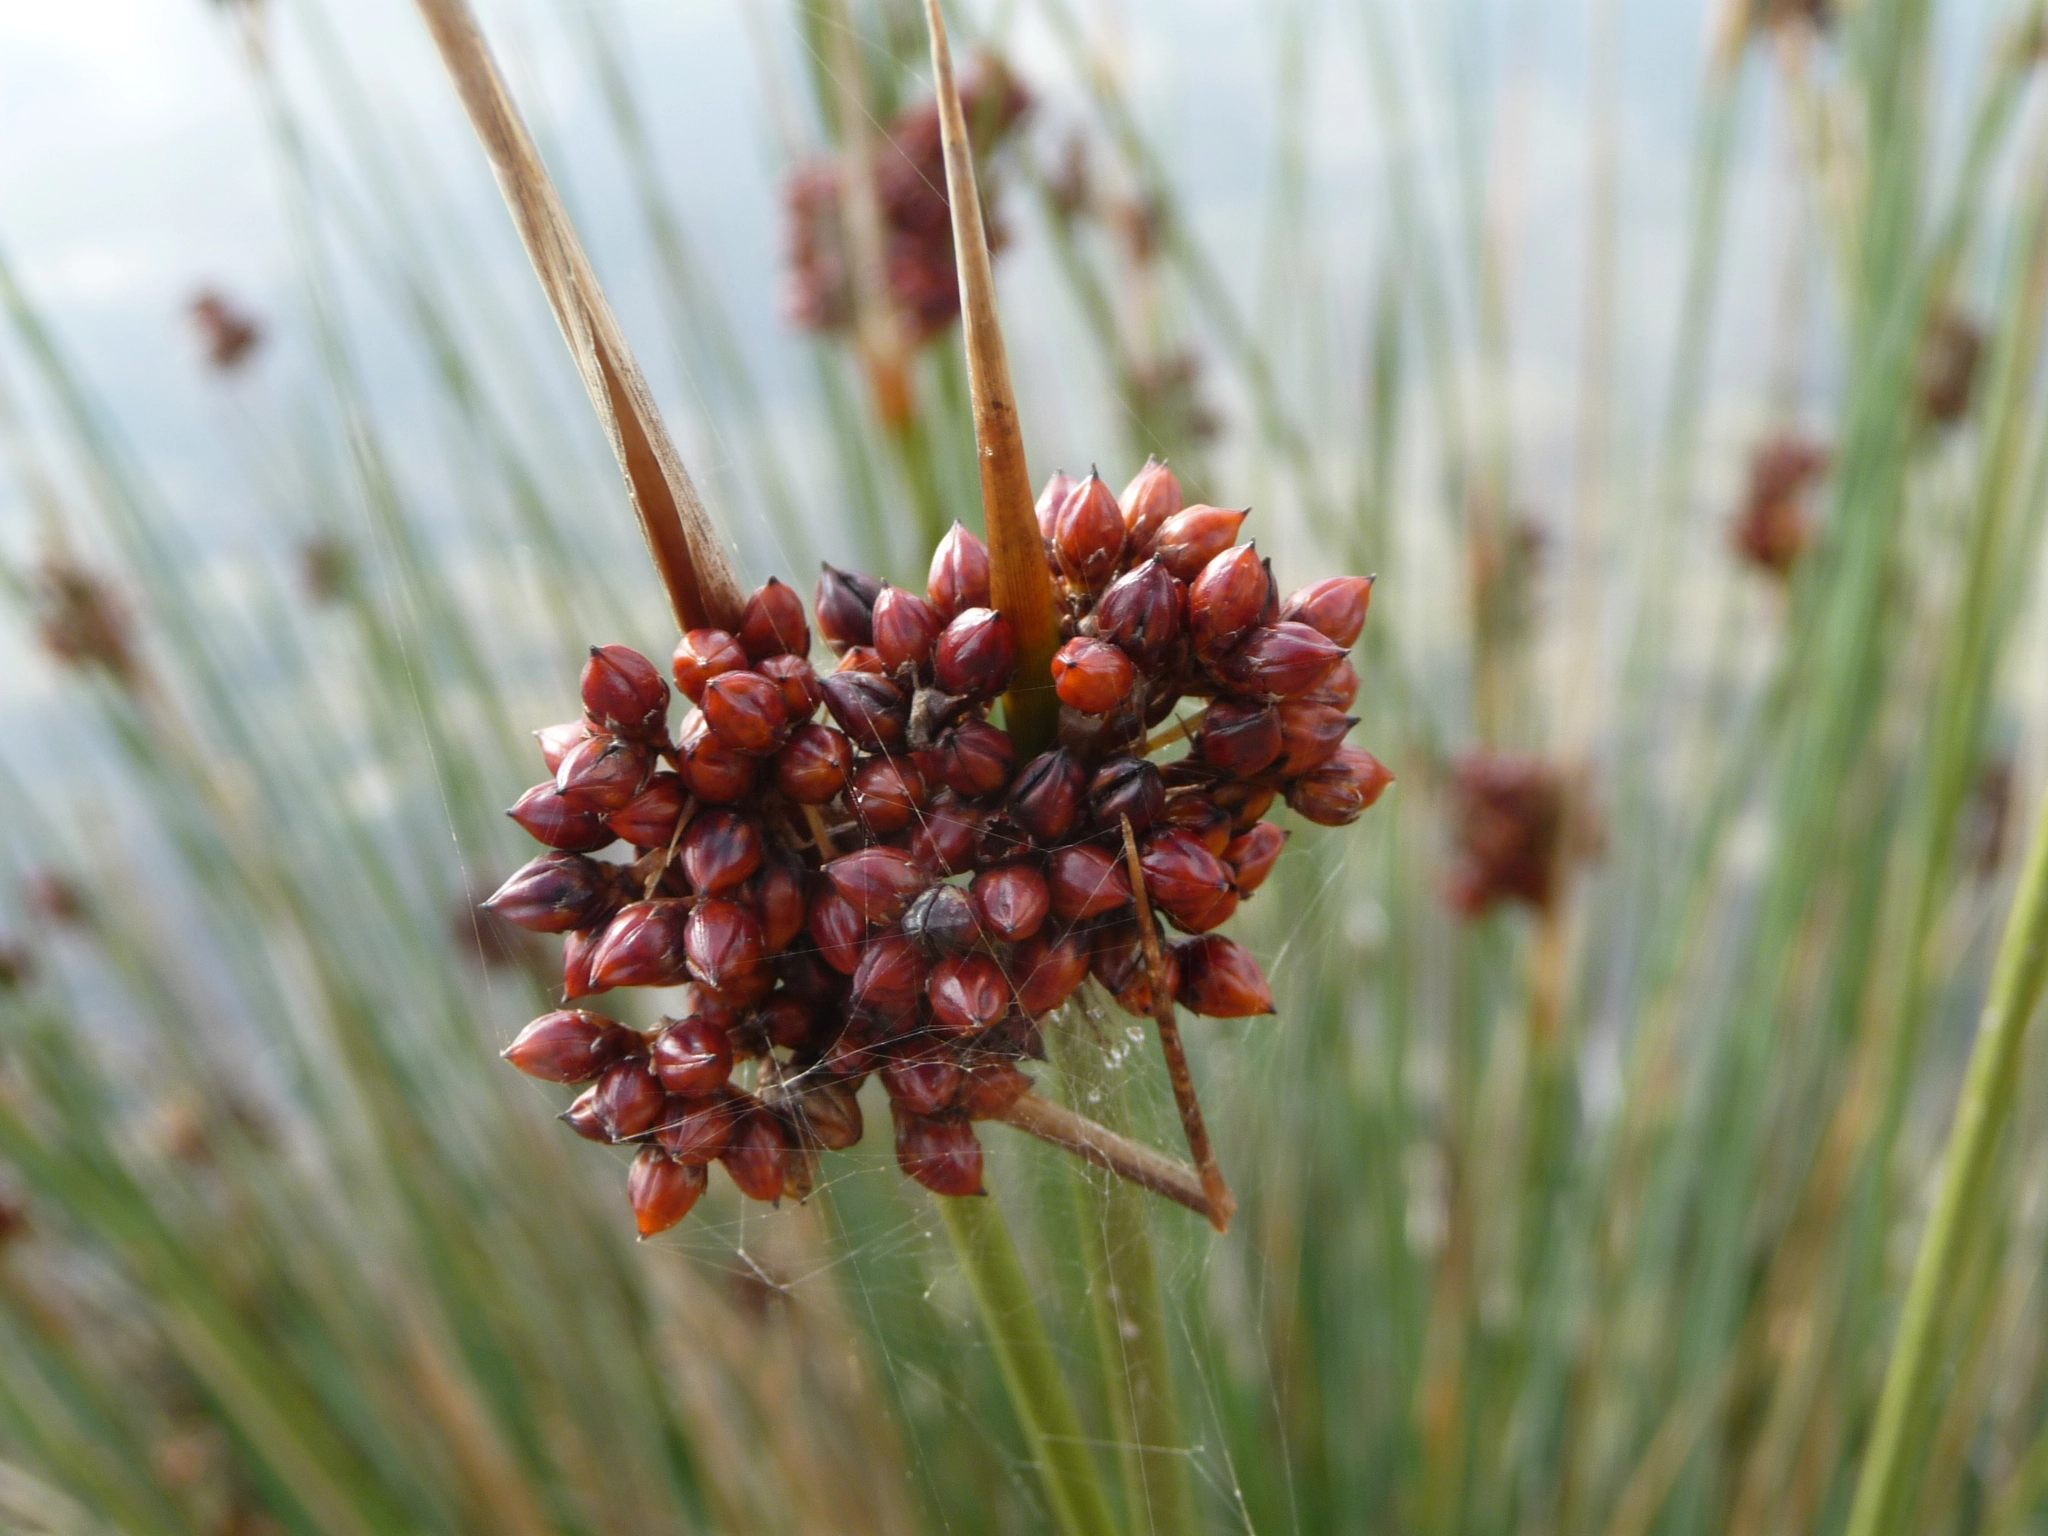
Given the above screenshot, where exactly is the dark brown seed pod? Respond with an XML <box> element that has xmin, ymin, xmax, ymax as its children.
<box><xmin>737</xmin><ymin>576</ymin><xmax>811</xmax><ymax>660</ymax></box>
<box><xmin>873</xmin><ymin>585</ymin><xmax>946</xmax><ymax>673</ymax></box>
<box><xmin>1087</xmin><ymin>757</ymin><xmax>1165</xmax><ymax>836</ymax></box>
<box><xmin>1158</xmin><ymin>794</ymin><xmax>1233</xmax><ymax>855</ymax></box>
<box><xmin>652</xmin><ymin>1017</ymin><xmax>735</xmax><ymax>1098</ymax></box>
<box><xmin>826</xmin><ymin>847</ymin><xmax>929</xmax><ymax>924</ymax></box>
<box><xmin>760</xmin><ymin>992</ymin><xmax>821</xmax><ymax>1051</ymax></box>
<box><xmin>1197</xmin><ymin>698</ymin><xmax>1283</xmax><ymax>777</ymax></box>
<box><xmin>676</xmin><ymin>713</ymin><xmax>759</xmax><ymax>804</ymax></box>
<box><xmin>672</xmin><ymin>628</ymin><xmax>749</xmax><ymax>703</ymax></box>
<box><xmin>903</xmin><ymin>883</ymin><xmax>983</xmax><ymax>955</ymax></box>
<box><xmin>774</xmin><ymin>723</ymin><xmax>857</xmax><ymax>804</ymax></box>
<box><xmin>815</xmin><ymin>565</ymin><xmax>882</xmax><ymax>652</ymax></box>
<box><xmin>1281</xmin><ymin>575</ymin><xmax>1373</xmax><ymax>648</ymax></box>
<box><xmin>1302</xmin><ymin>658</ymin><xmax>1360</xmax><ymax>711</ymax></box>
<box><xmin>894</xmin><ymin>1109</ymin><xmax>985</xmax><ymax>1197</ymax></box>
<box><xmin>1036</xmin><ymin>470</ymin><xmax>1076</xmax><ymax>540</ymax></box>
<box><xmin>629</xmin><ymin>1147</ymin><xmax>707</xmax><ymax>1236</ymax></box>
<box><xmin>821</xmin><ymin>671</ymin><xmax>910</xmax><ymax>753</ymax></box>
<box><xmin>851</xmin><ymin>932</ymin><xmax>929</xmax><ymax>1019</ymax></box>
<box><xmin>721</xmin><ymin>1106</ymin><xmax>790</xmax><ymax>1202</ymax></box>
<box><xmin>702</xmin><ymin>671</ymin><xmax>792</xmax><ymax>755</ymax></box>
<box><xmin>562</xmin><ymin>927</ymin><xmax>602</xmax><ymax>999</ymax></box>
<box><xmin>554</xmin><ymin>734</ymin><xmax>653</xmax><ymax>814</ymax></box>
<box><xmin>788</xmin><ymin>1077</ymin><xmax>865</xmax><ymax>1151</ymax></box>
<box><xmin>1176</xmin><ymin>934</ymin><xmax>1276</xmax><ymax>1017</ymax></box>
<box><xmin>510</xmin><ymin>783</ymin><xmax>616</xmax><ymax>852</ymax></box>
<box><xmin>808</xmin><ymin>888</ymin><xmax>867</xmax><ymax>975</ymax></box>
<box><xmin>607</xmin><ymin>772</ymin><xmax>689</xmax><ymax>849</ymax></box>
<box><xmin>928</xmin><ymin>522</ymin><xmax>992</xmax><ymax>620</ymax></box>
<box><xmin>589</xmin><ymin>900</ymin><xmax>693</xmax><ymax>990</ymax></box>
<box><xmin>1090</xmin><ymin>922</ymin><xmax>1179</xmax><ymax>1015</ymax></box>
<box><xmin>1011</xmin><ymin>927</ymin><xmax>1091</xmax><ymax>1015</ymax></box>
<box><xmin>680</xmin><ymin>810</ymin><xmax>764</xmax><ymax>895</ymax></box>
<box><xmin>581</xmin><ymin>645</ymin><xmax>671</xmax><ymax>738</ymax></box>
<box><xmin>927</xmin><ymin>953</ymin><xmax>1011</xmax><ymax>1036</ymax></box>
<box><xmin>486</xmin><ymin>852</ymin><xmax>620</xmax><ymax>934</ymax></box>
<box><xmin>757</xmin><ymin>653</ymin><xmax>824</xmax><ymax>719</ymax></box>
<box><xmin>1285</xmin><ymin>746</ymin><xmax>1395</xmax><ymax>827</ymax></box>
<box><xmin>1095</xmin><ymin>559</ymin><xmax>1185</xmax><ymax>669</ymax></box>
<box><xmin>1051</xmin><ymin>637</ymin><xmax>1136</xmax><ymax>715</ymax></box>
<box><xmin>1274</xmin><ymin>703</ymin><xmax>1354</xmax><ymax>776</ymax></box>
<box><xmin>933</xmin><ymin>719</ymin><xmax>1016</xmax><ymax>797</ymax></box>
<box><xmin>1152</xmin><ymin>505</ymin><xmax>1248</xmax><ymax>581</ymax></box>
<box><xmin>750</xmin><ymin>854</ymin><xmax>808</xmax><ymax>954</ymax></box>
<box><xmin>1215</xmin><ymin>622</ymin><xmax>1345</xmax><ymax>699</ymax></box>
<box><xmin>850</xmin><ymin>755</ymin><xmax>930</xmax><ymax>837</ymax></box>
<box><xmin>971</xmin><ymin>863</ymin><xmax>1051</xmax><ymax>943</ymax></box>
<box><xmin>562</xmin><ymin>1086</ymin><xmax>611</xmax><ymax>1142</ymax></box>
<box><xmin>908</xmin><ymin>792</ymin><xmax>983</xmax><ymax>877</ymax></box>
<box><xmin>1140</xmin><ymin>830</ymin><xmax>1240</xmax><ymax>933</ymax></box>
<box><xmin>1008</xmin><ymin>748</ymin><xmax>1086</xmax><ymax>844</ymax></box>
<box><xmin>932</xmin><ymin>607</ymin><xmax>1017</xmax><ymax>698</ymax></box>
<box><xmin>595</xmin><ymin>1059</ymin><xmax>667</xmax><ymax>1141</ymax></box>
<box><xmin>1053</xmin><ymin>471</ymin><xmax>1127</xmax><ymax>591</ymax></box>
<box><xmin>1189</xmin><ymin>544</ymin><xmax>1268</xmax><ymax>660</ymax></box>
<box><xmin>1224</xmin><ymin>822</ymin><xmax>1288</xmax><ymax>893</ymax></box>
<box><xmin>535</xmin><ymin>720</ymin><xmax>589</xmax><ymax>774</ymax></box>
<box><xmin>657</xmin><ymin>1095</ymin><xmax>738</xmax><ymax>1164</ymax></box>
<box><xmin>958</xmin><ymin>1058</ymin><xmax>1033</xmax><ymax>1120</ymax></box>
<box><xmin>881</xmin><ymin>1047</ymin><xmax>963</xmax><ymax>1115</ymax></box>
<box><xmin>686</xmin><ymin>899</ymin><xmax>768</xmax><ymax>996</ymax></box>
<box><xmin>1120</xmin><ymin>456</ymin><xmax>1184</xmax><ymax>554</ymax></box>
<box><xmin>504</xmin><ymin>1010</ymin><xmax>637</xmax><ymax>1083</ymax></box>
<box><xmin>1047</xmin><ymin>844</ymin><xmax>1134</xmax><ymax>921</ymax></box>
<box><xmin>1222</xmin><ymin>783</ymin><xmax>1277</xmax><ymax>832</ymax></box>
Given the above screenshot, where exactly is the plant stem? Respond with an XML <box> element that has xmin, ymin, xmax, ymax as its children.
<box><xmin>1844</xmin><ymin>777</ymin><xmax>2048</xmax><ymax>1536</ymax></box>
<box><xmin>940</xmin><ymin>1194</ymin><xmax>1124</xmax><ymax>1536</ymax></box>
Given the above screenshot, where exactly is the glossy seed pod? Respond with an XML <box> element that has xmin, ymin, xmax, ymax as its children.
<box><xmin>553</xmin><ymin>734</ymin><xmax>652</xmax><ymax>815</ymax></box>
<box><xmin>1224</xmin><ymin>822</ymin><xmax>1288</xmax><ymax>893</ymax></box>
<box><xmin>894</xmin><ymin>1109</ymin><xmax>986</xmax><ymax>1197</ymax></box>
<box><xmin>581</xmin><ymin>645</ymin><xmax>670</xmax><ymax>738</ymax></box>
<box><xmin>815</xmin><ymin>564</ymin><xmax>882</xmax><ymax>652</ymax></box>
<box><xmin>562</xmin><ymin>1086</ymin><xmax>611</xmax><ymax>1142</ymax></box>
<box><xmin>1214</xmin><ymin>622</ymin><xmax>1346</xmax><ymax>700</ymax></box>
<box><xmin>672</xmin><ymin>629</ymin><xmax>749</xmax><ymax>702</ymax></box>
<box><xmin>927</xmin><ymin>522</ymin><xmax>992</xmax><ymax>620</ymax></box>
<box><xmin>503</xmin><ymin>1010</ymin><xmax>637</xmax><ymax>1083</ymax></box>
<box><xmin>606</xmin><ymin>772</ymin><xmax>688</xmax><ymax>849</ymax></box>
<box><xmin>821</xmin><ymin>671</ymin><xmax>910</xmax><ymax>753</ymax></box>
<box><xmin>657</xmin><ymin>1095</ymin><xmax>738</xmax><ymax>1164</ymax></box>
<box><xmin>774</xmin><ymin>722</ymin><xmax>856</xmax><ymax>804</ymax></box>
<box><xmin>509</xmin><ymin>783</ymin><xmax>616</xmax><ymax>852</ymax></box>
<box><xmin>933</xmin><ymin>719</ymin><xmax>1016</xmax><ymax>797</ymax></box>
<box><xmin>882</xmin><ymin>1047</ymin><xmax>963</xmax><ymax>1116</ymax></box>
<box><xmin>675</xmin><ymin>713</ymin><xmax>758</xmax><ymax>805</ymax></box>
<box><xmin>1274</xmin><ymin>703</ymin><xmax>1354</xmax><ymax>776</ymax></box>
<box><xmin>1011</xmin><ymin>927</ymin><xmax>1091</xmax><ymax>1015</ymax></box>
<box><xmin>1301</xmin><ymin>658</ymin><xmax>1360</xmax><ymax>711</ymax></box>
<box><xmin>1095</xmin><ymin>559</ymin><xmax>1185</xmax><ymax>669</ymax></box>
<box><xmin>1151</xmin><ymin>505</ymin><xmax>1248</xmax><ymax>581</ymax></box>
<box><xmin>1285</xmin><ymin>746</ymin><xmax>1395</xmax><ymax>827</ymax></box>
<box><xmin>535</xmin><ymin>720</ymin><xmax>589</xmax><ymax>774</ymax></box>
<box><xmin>1051</xmin><ymin>637</ymin><xmax>1136</xmax><ymax>715</ymax></box>
<box><xmin>932</xmin><ymin>607</ymin><xmax>1017</xmax><ymax>698</ymax></box>
<box><xmin>1157</xmin><ymin>794</ymin><xmax>1233</xmax><ymax>855</ymax></box>
<box><xmin>1053</xmin><ymin>472</ymin><xmax>1127</xmax><ymax>591</ymax></box>
<box><xmin>1047</xmin><ymin>844</ymin><xmax>1134</xmax><ymax>921</ymax></box>
<box><xmin>757</xmin><ymin>653</ymin><xmax>824</xmax><ymax>719</ymax></box>
<box><xmin>1090</xmin><ymin>922</ymin><xmax>1179</xmax><ymax>1016</ymax></box>
<box><xmin>595</xmin><ymin>1059</ymin><xmax>667</xmax><ymax>1141</ymax></box>
<box><xmin>908</xmin><ymin>792</ymin><xmax>982</xmax><ymax>877</ymax></box>
<box><xmin>1120</xmin><ymin>456</ymin><xmax>1184</xmax><ymax>554</ymax></box>
<box><xmin>701</xmin><ymin>671</ymin><xmax>791</xmax><ymax>755</ymax></box>
<box><xmin>1007</xmin><ymin>749</ymin><xmax>1086</xmax><ymax>844</ymax></box>
<box><xmin>651</xmin><ymin>1016</ymin><xmax>735</xmax><ymax>1098</ymax></box>
<box><xmin>808</xmin><ymin>887</ymin><xmax>867</xmax><ymax>975</ymax></box>
<box><xmin>1189</xmin><ymin>544</ymin><xmax>1269</xmax><ymax>660</ymax></box>
<box><xmin>1176</xmin><ymin>934</ymin><xmax>1276</xmax><ymax>1017</ymax></box>
<box><xmin>789</xmin><ymin>1077</ymin><xmax>865</xmax><ymax>1151</ymax></box>
<box><xmin>1139</xmin><ymin>830</ymin><xmax>1240</xmax><ymax>933</ymax></box>
<box><xmin>927</xmin><ymin>953</ymin><xmax>1011</xmax><ymax>1036</ymax></box>
<box><xmin>1282</xmin><ymin>575</ymin><xmax>1373</xmax><ymax>648</ymax></box>
<box><xmin>1197</xmin><ymin>698</ymin><xmax>1283</xmax><ymax>777</ymax></box>
<box><xmin>836</xmin><ymin>646</ymin><xmax>886</xmax><ymax>675</ymax></box>
<box><xmin>903</xmin><ymin>883</ymin><xmax>983</xmax><ymax>955</ymax></box>
<box><xmin>589</xmin><ymin>900</ymin><xmax>693</xmax><ymax>990</ymax></box>
<box><xmin>826</xmin><ymin>847</ymin><xmax>929</xmax><ymax>924</ymax></box>
<box><xmin>850</xmin><ymin>755</ymin><xmax>929</xmax><ymax>837</ymax></box>
<box><xmin>561</xmin><ymin>927</ymin><xmax>603</xmax><ymax>999</ymax></box>
<box><xmin>737</xmin><ymin>576</ymin><xmax>811</xmax><ymax>660</ymax></box>
<box><xmin>851</xmin><ymin>933</ymin><xmax>929</xmax><ymax>1019</ymax></box>
<box><xmin>486</xmin><ymin>852</ymin><xmax>620</xmax><ymax>934</ymax></box>
<box><xmin>971</xmin><ymin>863</ymin><xmax>1051</xmax><ymax>943</ymax></box>
<box><xmin>683</xmin><ymin>899</ymin><xmax>768</xmax><ymax>999</ymax></box>
<box><xmin>958</xmin><ymin>1058</ymin><xmax>1033</xmax><ymax>1120</ymax></box>
<box><xmin>873</xmin><ymin>585</ymin><xmax>946</xmax><ymax>673</ymax></box>
<box><xmin>629</xmin><ymin>1147</ymin><xmax>708</xmax><ymax>1236</ymax></box>
<box><xmin>721</xmin><ymin>1106</ymin><xmax>791</xmax><ymax>1201</ymax></box>
<box><xmin>1086</xmin><ymin>757</ymin><xmax>1166</xmax><ymax>836</ymax></box>
<box><xmin>1035</xmin><ymin>470</ymin><xmax>1076</xmax><ymax>539</ymax></box>
<box><xmin>679</xmin><ymin>810</ymin><xmax>763</xmax><ymax>895</ymax></box>
<box><xmin>750</xmin><ymin>855</ymin><xmax>808</xmax><ymax>954</ymax></box>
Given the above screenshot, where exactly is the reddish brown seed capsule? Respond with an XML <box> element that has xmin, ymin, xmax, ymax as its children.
<box><xmin>509</xmin><ymin>783</ymin><xmax>616</xmax><ymax>852</ymax></box>
<box><xmin>790</xmin><ymin>1077</ymin><xmax>865</xmax><ymax>1151</ymax></box>
<box><xmin>894</xmin><ymin>1110</ymin><xmax>985</xmax><ymax>1197</ymax></box>
<box><xmin>757</xmin><ymin>653</ymin><xmax>824</xmax><ymax>719</ymax></box>
<box><xmin>927</xmin><ymin>522</ymin><xmax>992</xmax><ymax>620</ymax></box>
<box><xmin>672</xmin><ymin>629</ymin><xmax>749</xmax><ymax>703</ymax></box>
<box><xmin>908</xmin><ymin>793</ymin><xmax>983</xmax><ymax>877</ymax></box>
<box><xmin>815</xmin><ymin>565</ymin><xmax>881</xmax><ymax>653</ymax></box>
<box><xmin>1008</xmin><ymin>749</ymin><xmax>1086</xmax><ymax>844</ymax></box>
<box><xmin>1036</xmin><ymin>470</ymin><xmax>1076</xmax><ymax>540</ymax></box>
<box><xmin>927</xmin><ymin>953</ymin><xmax>1010</xmax><ymax>1036</ymax></box>
<box><xmin>503</xmin><ymin>1010</ymin><xmax>636</xmax><ymax>1083</ymax></box>
<box><xmin>629</xmin><ymin>1147</ymin><xmax>707</xmax><ymax>1236</ymax></box>
<box><xmin>774</xmin><ymin>723</ymin><xmax>856</xmax><ymax>804</ymax></box>
<box><xmin>933</xmin><ymin>719</ymin><xmax>1016</xmax><ymax>797</ymax></box>
<box><xmin>1087</xmin><ymin>757</ymin><xmax>1166</xmax><ymax>836</ymax></box>
<box><xmin>652</xmin><ymin>1016</ymin><xmax>735</xmax><ymax>1098</ymax></box>
<box><xmin>1051</xmin><ymin>637</ymin><xmax>1136</xmax><ymax>716</ymax></box>
<box><xmin>676</xmin><ymin>713</ymin><xmax>758</xmax><ymax>805</ymax></box>
<box><xmin>826</xmin><ymin>847</ymin><xmax>929</xmax><ymax>924</ymax></box>
<box><xmin>821</xmin><ymin>671</ymin><xmax>910</xmax><ymax>753</ymax></box>
<box><xmin>701</xmin><ymin>671</ymin><xmax>791</xmax><ymax>755</ymax></box>
<box><xmin>554</xmin><ymin>734</ymin><xmax>652</xmax><ymax>814</ymax></box>
<box><xmin>562</xmin><ymin>1086</ymin><xmax>610</xmax><ymax>1141</ymax></box>
<box><xmin>562</xmin><ymin>927</ymin><xmax>602</xmax><ymax>999</ymax></box>
<box><xmin>1282</xmin><ymin>575</ymin><xmax>1373</xmax><ymax>648</ymax></box>
<box><xmin>535</xmin><ymin>720</ymin><xmax>589</xmax><ymax>774</ymax></box>
<box><xmin>882</xmin><ymin>1047</ymin><xmax>963</xmax><ymax>1115</ymax></box>
<box><xmin>1047</xmin><ymin>844</ymin><xmax>1134</xmax><ymax>921</ymax></box>
<box><xmin>1053</xmin><ymin>472</ymin><xmax>1128</xmax><ymax>591</ymax></box>
<box><xmin>1225</xmin><ymin>822</ymin><xmax>1288</xmax><ymax>893</ymax></box>
<box><xmin>959</xmin><ymin>1058</ymin><xmax>1032</xmax><ymax>1120</ymax></box>
<box><xmin>808</xmin><ymin>888</ymin><xmax>867</xmax><ymax>975</ymax></box>
<box><xmin>1012</xmin><ymin>928</ymin><xmax>1091</xmax><ymax>1015</ymax></box>
<box><xmin>836</xmin><ymin>646</ymin><xmax>886</xmax><ymax>675</ymax></box>
<box><xmin>595</xmin><ymin>1059</ymin><xmax>667</xmax><ymax>1140</ymax></box>
<box><xmin>1302</xmin><ymin>658</ymin><xmax>1360</xmax><ymax>711</ymax></box>
<box><xmin>1189</xmin><ymin>544</ymin><xmax>1269</xmax><ymax>660</ymax></box>
<box><xmin>872</xmin><ymin>585</ymin><xmax>946</xmax><ymax>673</ymax></box>
<box><xmin>1158</xmin><ymin>795</ymin><xmax>1234</xmax><ymax>855</ymax></box>
<box><xmin>721</xmin><ymin>1107</ymin><xmax>790</xmax><ymax>1202</ymax></box>
<box><xmin>1140</xmin><ymin>830</ymin><xmax>1240</xmax><ymax>933</ymax></box>
<box><xmin>589</xmin><ymin>900</ymin><xmax>693</xmax><ymax>990</ymax></box>
<box><xmin>1121</xmin><ymin>456</ymin><xmax>1185</xmax><ymax>554</ymax></box>
<box><xmin>606</xmin><ymin>772</ymin><xmax>688</xmax><ymax>849</ymax></box>
<box><xmin>1176</xmin><ymin>935</ymin><xmax>1276</xmax><ymax>1017</ymax></box>
<box><xmin>1285</xmin><ymin>746</ymin><xmax>1395</xmax><ymax>827</ymax></box>
<box><xmin>1274</xmin><ymin>703</ymin><xmax>1354</xmax><ymax>776</ymax></box>
<box><xmin>486</xmin><ymin>852</ymin><xmax>619</xmax><ymax>934</ymax></box>
<box><xmin>737</xmin><ymin>576</ymin><xmax>811</xmax><ymax>660</ymax></box>
<box><xmin>932</xmin><ymin>607</ymin><xmax>1017</xmax><ymax>698</ymax></box>
<box><xmin>581</xmin><ymin>645</ymin><xmax>670</xmax><ymax>738</ymax></box>
<box><xmin>686</xmin><ymin>899</ymin><xmax>767</xmax><ymax>995</ymax></box>
<box><xmin>1222</xmin><ymin>783</ymin><xmax>1277</xmax><ymax>831</ymax></box>
<box><xmin>750</xmin><ymin>855</ymin><xmax>808</xmax><ymax>954</ymax></box>
<box><xmin>680</xmin><ymin>810</ymin><xmax>764</xmax><ymax>895</ymax></box>
<box><xmin>1091</xmin><ymin>923</ymin><xmax>1179</xmax><ymax>1015</ymax></box>
<box><xmin>759</xmin><ymin>993</ymin><xmax>819</xmax><ymax>1052</ymax></box>
<box><xmin>1152</xmin><ymin>505</ymin><xmax>1249</xmax><ymax>581</ymax></box>
<box><xmin>1095</xmin><ymin>559</ymin><xmax>1185</xmax><ymax>668</ymax></box>
<box><xmin>903</xmin><ymin>882</ymin><xmax>983</xmax><ymax>955</ymax></box>
<box><xmin>850</xmin><ymin>755</ymin><xmax>930</xmax><ymax>837</ymax></box>
<box><xmin>1216</xmin><ymin>622</ymin><xmax>1346</xmax><ymax>699</ymax></box>
<box><xmin>966</xmin><ymin>868</ymin><xmax>1044</xmax><ymax>945</ymax></box>
<box><xmin>1198</xmin><ymin>698</ymin><xmax>1283</xmax><ymax>777</ymax></box>
<box><xmin>852</xmin><ymin>932</ymin><xmax>928</xmax><ymax>1019</ymax></box>
<box><xmin>657</xmin><ymin>1096</ymin><xmax>737</xmax><ymax>1164</ymax></box>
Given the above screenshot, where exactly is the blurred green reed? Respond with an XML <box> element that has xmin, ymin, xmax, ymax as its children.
<box><xmin>5</xmin><ymin>0</ymin><xmax>2048</xmax><ymax>1533</ymax></box>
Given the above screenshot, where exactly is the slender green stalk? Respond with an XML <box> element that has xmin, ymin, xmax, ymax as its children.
<box><xmin>940</xmin><ymin>1194</ymin><xmax>1123</xmax><ymax>1536</ymax></box>
<box><xmin>1844</xmin><ymin>778</ymin><xmax>2048</xmax><ymax>1536</ymax></box>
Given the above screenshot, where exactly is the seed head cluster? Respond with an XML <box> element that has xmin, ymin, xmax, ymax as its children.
<box><xmin>489</xmin><ymin>459</ymin><xmax>1389</xmax><ymax>1237</ymax></box>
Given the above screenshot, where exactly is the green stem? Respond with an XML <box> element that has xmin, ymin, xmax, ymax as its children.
<box><xmin>1844</xmin><ymin>778</ymin><xmax>2048</xmax><ymax>1536</ymax></box>
<box><xmin>940</xmin><ymin>1193</ymin><xmax>1124</xmax><ymax>1536</ymax></box>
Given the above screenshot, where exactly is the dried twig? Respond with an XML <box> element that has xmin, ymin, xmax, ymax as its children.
<box><xmin>997</xmin><ymin>1092</ymin><xmax>1214</xmax><ymax>1221</ymax></box>
<box><xmin>1121</xmin><ymin>816</ymin><xmax>1235</xmax><ymax>1232</ymax></box>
